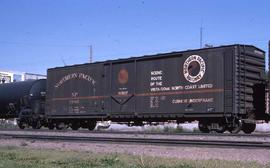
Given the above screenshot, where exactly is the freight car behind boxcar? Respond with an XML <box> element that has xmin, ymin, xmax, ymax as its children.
<box><xmin>0</xmin><ymin>79</ymin><xmax>46</xmax><ymax>129</ymax></box>
<box><xmin>45</xmin><ymin>44</ymin><xmax>267</xmax><ymax>133</ymax></box>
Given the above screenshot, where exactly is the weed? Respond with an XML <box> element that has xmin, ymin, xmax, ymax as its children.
<box><xmin>20</xmin><ymin>141</ymin><xmax>28</xmax><ymax>146</ymax></box>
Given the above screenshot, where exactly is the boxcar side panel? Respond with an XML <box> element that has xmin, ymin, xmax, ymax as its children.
<box><xmin>109</xmin><ymin>62</ymin><xmax>136</xmax><ymax>115</ymax></box>
<box><xmin>133</xmin><ymin>48</ymin><xmax>225</xmax><ymax>116</ymax></box>
<box><xmin>46</xmin><ymin>64</ymin><xmax>105</xmax><ymax>117</ymax></box>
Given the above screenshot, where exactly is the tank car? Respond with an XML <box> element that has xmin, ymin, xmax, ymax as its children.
<box><xmin>0</xmin><ymin>79</ymin><xmax>46</xmax><ymax>129</ymax></box>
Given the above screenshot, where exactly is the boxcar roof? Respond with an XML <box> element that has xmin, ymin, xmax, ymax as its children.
<box><xmin>48</xmin><ymin>44</ymin><xmax>265</xmax><ymax>70</ymax></box>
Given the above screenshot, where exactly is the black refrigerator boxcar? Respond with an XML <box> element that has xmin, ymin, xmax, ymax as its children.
<box><xmin>46</xmin><ymin>44</ymin><xmax>266</xmax><ymax>133</ymax></box>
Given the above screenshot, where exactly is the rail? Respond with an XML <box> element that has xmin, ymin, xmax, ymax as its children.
<box><xmin>0</xmin><ymin>132</ymin><xmax>270</xmax><ymax>149</ymax></box>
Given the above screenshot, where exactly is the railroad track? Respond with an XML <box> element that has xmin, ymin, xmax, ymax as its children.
<box><xmin>1</xmin><ymin>128</ymin><xmax>270</xmax><ymax>138</ymax></box>
<box><xmin>0</xmin><ymin>133</ymin><xmax>270</xmax><ymax>149</ymax></box>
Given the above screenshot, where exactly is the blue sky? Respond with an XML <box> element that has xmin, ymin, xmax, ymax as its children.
<box><xmin>0</xmin><ymin>0</ymin><xmax>269</xmax><ymax>74</ymax></box>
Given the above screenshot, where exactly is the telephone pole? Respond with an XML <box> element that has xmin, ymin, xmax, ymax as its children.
<box><xmin>89</xmin><ymin>45</ymin><xmax>93</xmax><ymax>63</ymax></box>
<box><xmin>200</xmin><ymin>22</ymin><xmax>203</xmax><ymax>48</ymax></box>
<box><xmin>268</xmin><ymin>40</ymin><xmax>270</xmax><ymax>79</ymax></box>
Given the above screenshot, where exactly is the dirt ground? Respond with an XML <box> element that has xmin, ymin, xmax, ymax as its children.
<box><xmin>0</xmin><ymin>138</ymin><xmax>269</xmax><ymax>165</ymax></box>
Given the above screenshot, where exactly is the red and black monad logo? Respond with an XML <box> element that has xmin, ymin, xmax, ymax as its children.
<box><xmin>118</xmin><ymin>69</ymin><xmax>129</xmax><ymax>84</ymax></box>
<box><xmin>183</xmin><ymin>55</ymin><xmax>206</xmax><ymax>83</ymax></box>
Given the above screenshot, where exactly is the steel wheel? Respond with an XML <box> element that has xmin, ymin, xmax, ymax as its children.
<box><xmin>48</xmin><ymin>124</ymin><xmax>55</xmax><ymax>130</ymax></box>
<box><xmin>198</xmin><ymin>121</ymin><xmax>210</xmax><ymax>133</ymax></box>
<box><xmin>228</xmin><ymin>120</ymin><xmax>242</xmax><ymax>134</ymax></box>
<box><xmin>17</xmin><ymin>121</ymin><xmax>25</xmax><ymax>129</ymax></box>
<box><xmin>216</xmin><ymin>126</ymin><xmax>226</xmax><ymax>133</ymax></box>
<box><xmin>242</xmin><ymin>123</ymin><xmax>256</xmax><ymax>134</ymax></box>
<box><xmin>56</xmin><ymin>122</ymin><xmax>66</xmax><ymax>130</ymax></box>
<box><xmin>88</xmin><ymin>121</ymin><xmax>96</xmax><ymax>131</ymax></box>
<box><xmin>71</xmin><ymin>123</ymin><xmax>80</xmax><ymax>130</ymax></box>
<box><xmin>32</xmin><ymin>120</ymin><xmax>42</xmax><ymax>129</ymax></box>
